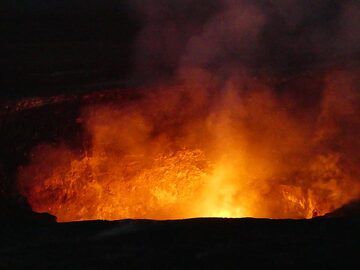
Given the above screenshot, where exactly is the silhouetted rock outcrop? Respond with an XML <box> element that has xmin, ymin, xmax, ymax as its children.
<box><xmin>324</xmin><ymin>200</ymin><xmax>360</xmax><ymax>218</ymax></box>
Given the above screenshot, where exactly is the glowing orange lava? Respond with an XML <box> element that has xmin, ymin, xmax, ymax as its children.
<box><xmin>18</xmin><ymin>71</ymin><xmax>360</xmax><ymax>221</ymax></box>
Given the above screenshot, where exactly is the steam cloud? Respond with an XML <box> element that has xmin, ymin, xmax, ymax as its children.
<box><xmin>17</xmin><ymin>0</ymin><xmax>360</xmax><ymax>221</ymax></box>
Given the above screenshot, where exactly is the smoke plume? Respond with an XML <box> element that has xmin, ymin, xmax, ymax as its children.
<box><xmin>17</xmin><ymin>0</ymin><xmax>360</xmax><ymax>221</ymax></box>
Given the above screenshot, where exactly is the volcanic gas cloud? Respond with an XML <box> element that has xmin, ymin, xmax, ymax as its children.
<box><xmin>17</xmin><ymin>70</ymin><xmax>360</xmax><ymax>221</ymax></box>
<box><xmin>17</xmin><ymin>0</ymin><xmax>360</xmax><ymax>221</ymax></box>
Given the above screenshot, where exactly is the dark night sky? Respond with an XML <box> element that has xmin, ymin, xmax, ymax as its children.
<box><xmin>1</xmin><ymin>0</ymin><xmax>359</xmax><ymax>99</ymax></box>
<box><xmin>1</xmin><ymin>1</ymin><xmax>139</xmax><ymax>98</ymax></box>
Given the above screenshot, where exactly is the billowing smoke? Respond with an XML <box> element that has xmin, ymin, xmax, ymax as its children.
<box><xmin>17</xmin><ymin>0</ymin><xmax>360</xmax><ymax>221</ymax></box>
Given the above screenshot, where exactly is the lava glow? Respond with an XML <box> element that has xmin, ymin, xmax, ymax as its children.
<box><xmin>18</xmin><ymin>71</ymin><xmax>360</xmax><ymax>222</ymax></box>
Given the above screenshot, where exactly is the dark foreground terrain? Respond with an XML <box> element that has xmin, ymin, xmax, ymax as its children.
<box><xmin>0</xmin><ymin>216</ymin><xmax>359</xmax><ymax>269</ymax></box>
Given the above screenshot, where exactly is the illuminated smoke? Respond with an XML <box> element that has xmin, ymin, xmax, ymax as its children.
<box><xmin>17</xmin><ymin>1</ymin><xmax>360</xmax><ymax>221</ymax></box>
